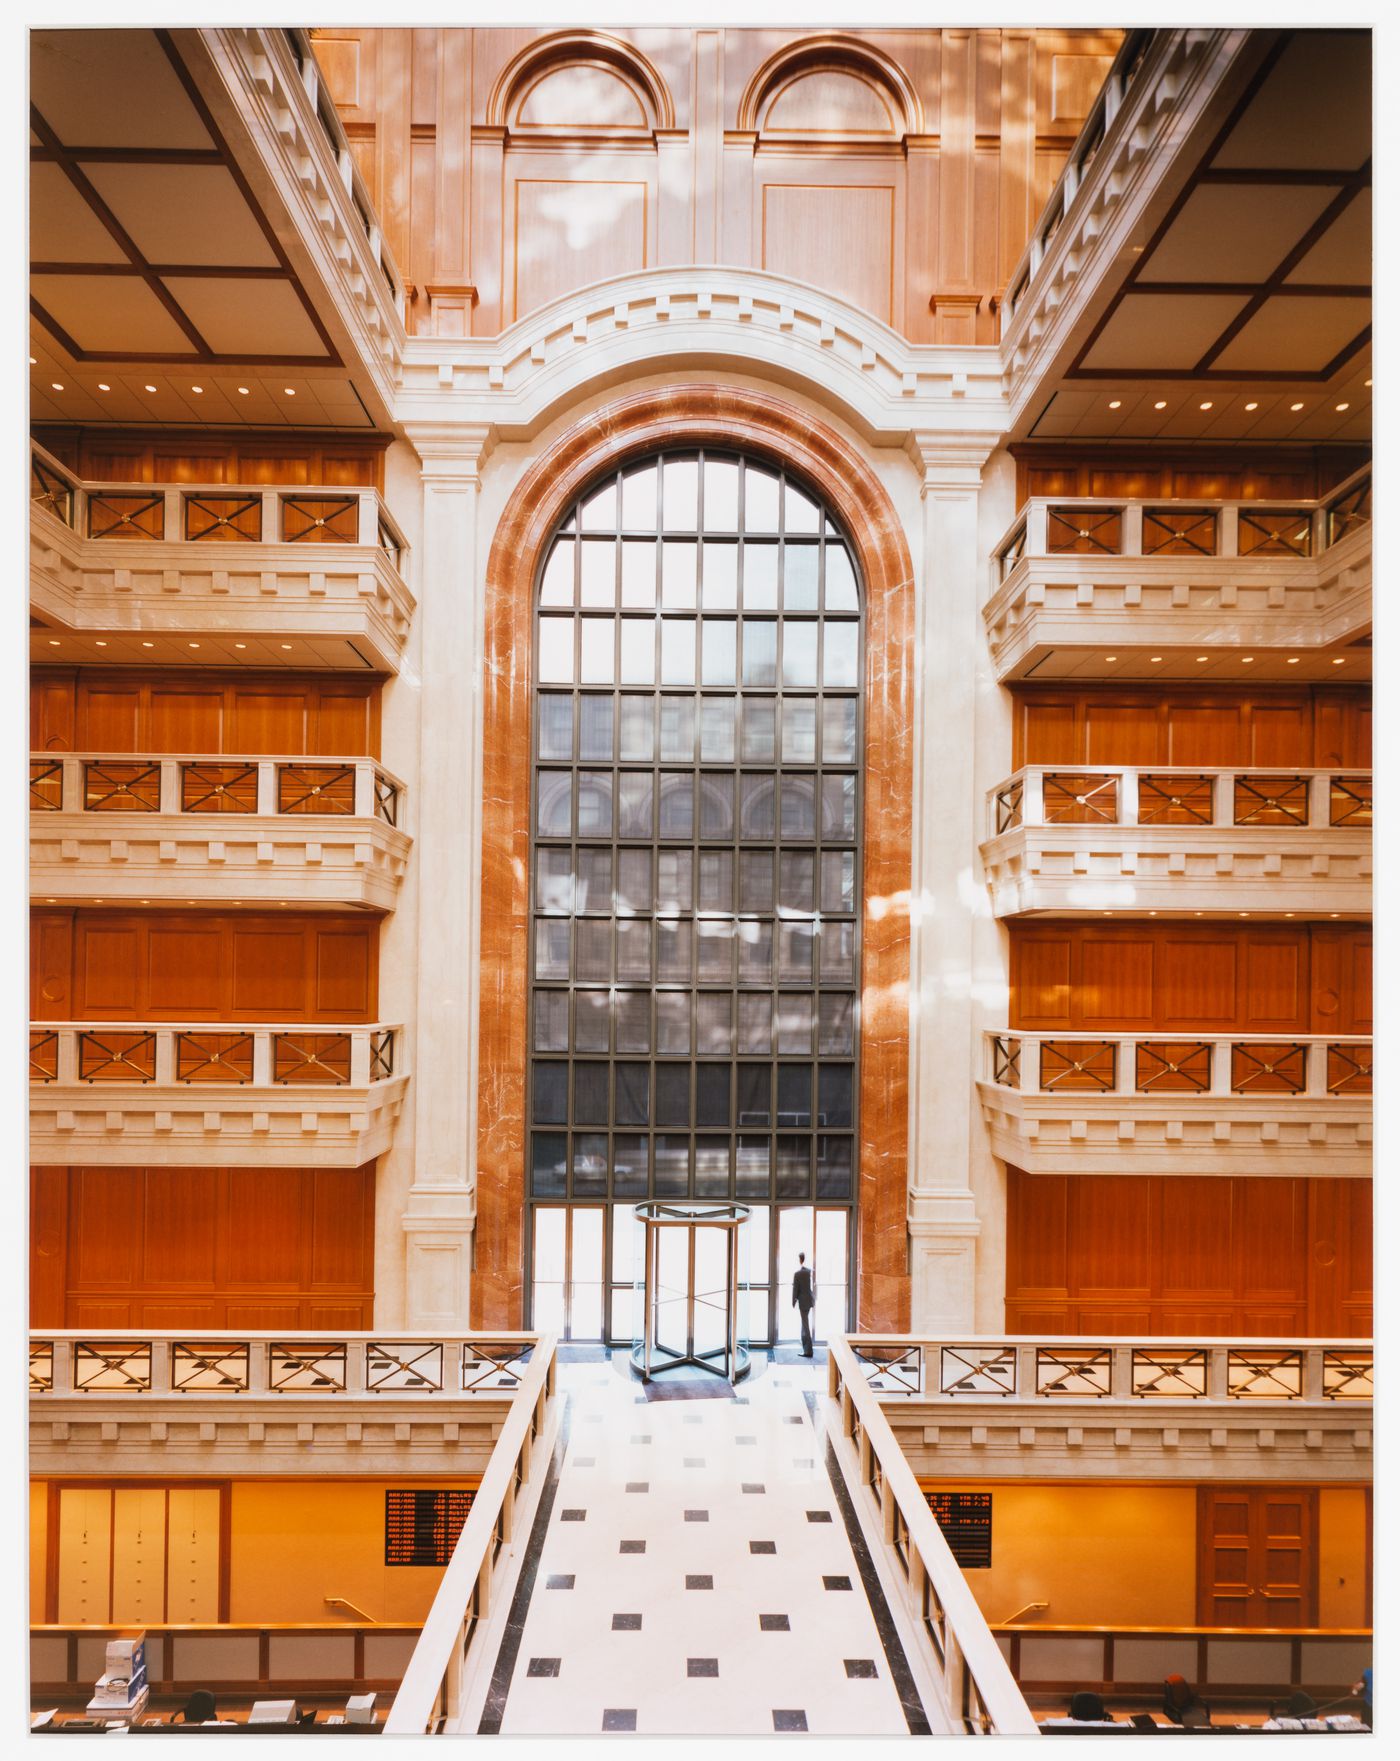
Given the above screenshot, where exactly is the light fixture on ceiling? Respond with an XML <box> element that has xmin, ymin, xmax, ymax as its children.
<box><xmin>1242</xmin><ymin>655</ymin><xmax>1255</xmax><ymax>663</ymax></box>
<box><xmin>1108</xmin><ymin>399</ymin><xmax>1122</xmax><ymax>410</ymax></box>
<box><xmin>95</xmin><ymin>640</ymin><xmax>107</xmax><ymax>647</ymax></box>
<box><xmin>1195</xmin><ymin>654</ymin><xmax>1209</xmax><ymax>662</ymax></box>
<box><xmin>1153</xmin><ymin>400</ymin><xmax>1167</xmax><ymax>410</ymax></box>
<box><xmin>47</xmin><ymin>638</ymin><xmax>60</xmax><ymax>646</ymax></box>
<box><xmin>1365</xmin><ymin>378</ymin><xmax>1372</xmax><ymax>387</ymax></box>
<box><xmin>141</xmin><ymin>640</ymin><xmax>155</xmax><ymax>648</ymax></box>
<box><xmin>1244</xmin><ymin>401</ymin><xmax>1258</xmax><ymax>411</ymax></box>
<box><xmin>1199</xmin><ymin>401</ymin><xmax>1213</xmax><ymax>411</ymax></box>
<box><xmin>50</xmin><ymin>383</ymin><xmax>63</xmax><ymax>391</ymax></box>
<box><xmin>28</xmin><ymin>355</ymin><xmax>35</xmax><ymax>365</ymax></box>
<box><xmin>144</xmin><ymin>383</ymin><xmax>157</xmax><ymax>393</ymax></box>
<box><xmin>280</xmin><ymin>643</ymin><xmax>293</xmax><ymax>650</ymax></box>
<box><xmin>188</xmin><ymin>642</ymin><xmax>201</xmax><ymax>650</ymax></box>
<box><xmin>234</xmin><ymin>641</ymin><xmax>247</xmax><ymax>650</ymax></box>
<box><xmin>1331</xmin><ymin>913</ymin><xmax>1341</xmax><ymax>920</ymax></box>
<box><xmin>283</xmin><ymin>387</ymin><xmax>296</xmax><ymax>396</ymax></box>
<box><xmin>1332</xmin><ymin>657</ymin><xmax>1346</xmax><ymax>665</ymax></box>
<box><xmin>97</xmin><ymin>383</ymin><xmax>110</xmax><ymax>392</ymax></box>
<box><xmin>1238</xmin><ymin>912</ymin><xmax>1250</xmax><ymax>918</ymax></box>
<box><xmin>191</xmin><ymin>385</ymin><xmax>204</xmax><ymax>394</ymax></box>
<box><xmin>1149</xmin><ymin>655</ymin><xmax>1162</xmax><ymax>662</ymax></box>
<box><xmin>1105</xmin><ymin>654</ymin><xmax>1117</xmax><ymax>662</ymax></box>
<box><xmin>1336</xmin><ymin>402</ymin><xmax>1350</xmax><ymax>412</ymax></box>
<box><xmin>237</xmin><ymin>386</ymin><xmax>250</xmax><ymax>395</ymax></box>
<box><xmin>1290</xmin><ymin>401</ymin><xmax>1304</xmax><ymax>412</ymax></box>
<box><xmin>1286</xmin><ymin>656</ymin><xmax>1300</xmax><ymax>665</ymax></box>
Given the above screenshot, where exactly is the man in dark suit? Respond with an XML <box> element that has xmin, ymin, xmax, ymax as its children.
<box><xmin>791</xmin><ymin>1252</ymin><xmax>815</xmax><ymax>1357</ymax></box>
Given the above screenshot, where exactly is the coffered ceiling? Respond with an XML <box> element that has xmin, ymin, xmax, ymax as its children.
<box><xmin>1023</xmin><ymin>29</ymin><xmax>1372</xmax><ymax>443</ymax></box>
<box><xmin>29</xmin><ymin>29</ymin><xmax>375</xmax><ymax>428</ymax></box>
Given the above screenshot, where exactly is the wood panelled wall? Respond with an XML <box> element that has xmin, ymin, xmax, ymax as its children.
<box><xmin>1005</xmin><ymin>1171</ymin><xmax>1372</xmax><ymax>1337</ymax></box>
<box><xmin>309</xmin><ymin>26</ymin><xmax>1120</xmax><ymax>341</ymax></box>
<box><xmin>1011</xmin><ymin>686</ymin><xmax>1372</xmax><ymax>770</ymax></box>
<box><xmin>30</xmin><ymin>912</ymin><xmax>379</xmax><ymax>1023</ymax></box>
<box><xmin>1009</xmin><ymin>924</ymin><xmax>1371</xmax><ymax>1035</ymax></box>
<box><xmin>34</xmin><ymin>428</ymin><xmax>388</xmax><ymax>491</ymax></box>
<box><xmin>30</xmin><ymin>670</ymin><xmax>381</xmax><ymax>758</ymax></box>
<box><xmin>29</xmin><ymin>1165</ymin><xmax>377</xmax><ymax>1329</ymax></box>
<box><xmin>1011</xmin><ymin>445</ymin><xmax>1369</xmax><ymax>508</ymax></box>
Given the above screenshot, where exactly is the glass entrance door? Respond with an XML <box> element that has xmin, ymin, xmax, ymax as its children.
<box><xmin>775</xmin><ymin>1206</ymin><xmax>851</xmax><ymax>1345</ymax></box>
<box><xmin>632</xmin><ymin>1202</ymin><xmax>751</xmax><ymax>1381</ymax></box>
<box><xmin>530</xmin><ymin>1205</ymin><xmax>605</xmax><ymax>1341</ymax></box>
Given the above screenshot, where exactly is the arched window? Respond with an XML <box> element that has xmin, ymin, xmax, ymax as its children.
<box><xmin>527</xmin><ymin>450</ymin><xmax>863</xmax><ymax>1345</ymax></box>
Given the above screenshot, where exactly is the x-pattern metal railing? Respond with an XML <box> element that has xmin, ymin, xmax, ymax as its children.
<box><xmin>278</xmin><ymin>763</ymin><xmax>356</xmax><ymax>815</ymax></box>
<box><xmin>172</xmin><ymin>1343</ymin><xmax>252</xmax><ymax>1393</ymax></box>
<box><xmin>1327</xmin><ymin>1042</ymin><xmax>1372</xmax><ymax>1095</ymax></box>
<box><xmin>990</xmin><ymin>1036</ymin><xmax>1021</xmax><ymax>1088</ymax></box>
<box><xmin>273</xmin><ymin>1032</ymin><xmax>352</xmax><ymax>1085</ymax></box>
<box><xmin>1326</xmin><ymin>474</ymin><xmax>1371</xmax><ymax>548</ymax></box>
<box><xmin>1039</xmin><ymin>1039</ymin><xmax>1116</xmax><ymax>1092</ymax></box>
<box><xmin>1231</xmin><ymin>1041</ymin><xmax>1308</xmax><ymax>1095</ymax></box>
<box><xmin>1330</xmin><ymin>776</ymin><xmax>1372</xmax><ymax>827</ymax></box>
<box><xmin>181</xmin><ymin>762</ymin><xmax>260</xmax><ymax>814</ymax></box>
<box><xmin>282</xmin><ymin>494</ymin><xmax>360</xmax><ymax>543</ymax></box>
<box><xmin>1131</xmin><ymin>1348</ymin><xmax>1207</xmax><ymax>1398</ymax></box>
<box><xmin>1227</xmin><ymin>1349</ymin><xmax>1303</xmax><ymax>1400</ymax></box>
<box><xmin>30</xmin><ymin>1030</ymin><xmax>58</xmax><ymax>1083</ymax></box>
<box><xmin>74</xmin><ymin>1342</ymin><xmax>153</xmax><ymax>1392</ymax></box>
<box><xmin>988</xmin><ymin>1031</ymin><xmax>1370</xmax><ymax>1100</ymax></box>
<box><xmin>1047</xmin><ymin>506</ymin><xmax>1123</xmax><ymax>554</ymax></box>
<box><xmin>370</xmin><ymin>1029</ymin><xmax>397</xmax><ymax>1081</ymax></box>
<box><xmin>270</xmin><ymin>1343</ymin><xmax>349</xmax><ymax>1393</ymax></box>
<box><xmin>1322</xmin><ymin>1351</ymin><xmax>1373</xmax><ymax>1401</ymax></box>
<box><xmin>84</xmin><ymin>760</ymin><xmax>162</xmax><ymax>812</ymax></box>
<box><xmin>1142</xmin><ymin>507</ymin><xmax>1218</xmax><ymax>556</ymax></box>
<box><xmin>176</xmin><ymin>1032</ymin><xmax>255</xmax><ymax>1085</ymax></box>
<box><xmin>78</xmin><ymin>1030</ymin><xmax>157</xmax><ymax>1083</ymax></box>
<box><xmin>1035</xmin><ymin>1346</ymin><xmax>1111</xmax><ymax>1397</ymax></box>
<box><xmin>1137</xmin><ymin>773</ymin><xmax>1214</xmax><ymax>824</ymax></box>
<box><xmin>375</xmin><ymin>773</ymin><xmax>402</xmax><ymax>827</ymax></box>
<box><xmin>30</xmin><ymin>1343</ymin><xmax>54</xmax><ymax>1394</ymax></box>
<box><xmin>852</xmin><ymin>1342</ymin><xmax>923</xmax><ymax>1395</ymax></box>
<box><xmin>993</xmin><ymin>780</ymin><xmax>1023</xmax><ymax>833</ymax></box>
<box><xmin>184</xmin><ymin>493</ymin><xmax>262</xmax><ymax>542</ymax></box>
<box><xmin>1237</xmin><ymin>508</ymin><xmax>1313</xmax><ymax>557</ymax></box>
<box><xmin>30</xmin><ymin>759</ymin><xmax>63</xmax><ymax>810</ymax></box>
<box><xmin>940</xmin><ymin>1344</ymin><xmax>1017</xmax><ymax>1396</ymax></box>
<box><xmin>1233</xmin><ymin>774</ymin><xmax>1309</xmax><ymax>826</ymax></box>
<box><xmin>462</xmin><ymin>1342</ymin><xmax>535</xmax><ymax>1394</ymax></box>
<box><xmin>1135</xmin><ymin>1040</ymin><xmax>1212</xmax><ymax>1093</ymax></box>
<box><xmin>368</xmin><ymin>1342</ymin><xmax>444</xmax><ymax>1393</ymax></box>
<box><xmin>31</xmin><ymin>453</ymin><xmax>75</xmax><ymax>526</ymax></box>
<box><xmin>87</xmin><ymin>491</ymin><xmax>164</xmax><ymax>540</ymax></box>
<box><xmin>1042</xmin><ymin>772</ymin><xmax>1119</xmax><ymax>823</ymax></box>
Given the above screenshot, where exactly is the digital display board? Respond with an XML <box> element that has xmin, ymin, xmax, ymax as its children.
<box><xmin>926</xmin><ymin>1491</ymin><xmax>992</xmax><ymax>1568</ymax></box>
<box><xmin>384</xmin><ymin>1489</ymin><xmax>476</xmax><ymax>1567</ymax></box>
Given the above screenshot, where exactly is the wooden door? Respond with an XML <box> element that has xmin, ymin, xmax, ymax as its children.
<box><xmin>1198</xmin><ymin>1487</ymin><xmax>1317</xmax><ymax>1626</ymax></box>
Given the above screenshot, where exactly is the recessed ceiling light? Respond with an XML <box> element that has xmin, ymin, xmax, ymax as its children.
<box><xmin>283</xmin><ymin>387</ymin><xmax>296</xmax><ymax>396</ymax></box>
<box><xmin>145</xmin><ymin>383</ymin><xmax>157</xmax><ymax>393</ymax></box>
<box><xmin>1242</xmin><ymin>655</ymin><xmax>1254</xmax><ymax>663</ymax></box>
<box><xmin>280</xmin><ymin>642</ymin><xmax>293</xmax><ymax>650</ymax></box>
<box><xmin>97</xmin><ymin>382</ymin><xmax>110</xmax><ymax>392</ymax></box>
<box><xmin>1244</xmin><ymin>401</ymin><xmax>1258</xmax><ymax>411</ymax></box>
<box><xmin>1286</xmin><ymin>657</ymin><xmax>1300</xmax><ymax>665</ymax></box>
<box><xmin>141</xmin><ymin>640</ymin><xmax>155</xmax><ymax>648</ymax></box>
<box><xmin>1331</xmin><ymin>913</ymin><xmax>1341</xmax><ymax>920</ymax></box>
<box><xmin>191</xmin><ymin>385</ymin><xmax>204</xmax><ymax>394</ymax></box>
<box><xmin>47</xmin><ymin>638</ymin><xmax>60</xmax><ymax>646</ymax></box>
<box><xmin>1290</xmin><ymin>401</ymin><xmax>1304</xmax><ymax>412</ymax></box>
<box><xmin>188</xmin><ymin>642</ymin><xmax>201</xmax><ymax>650</ymax></box>
<box><xmin>28</xmin><ymin>355</ymin><xmax>35</xmax><ymax>365</ymax></box>
<box><xmin>1364</xmin><ymin>378</ymin><xmax>1372</xmax><ymax>387</ymax></box>
<box><xmin>1108</xmin><ymin>400</ymin><xmax>1122</xmax><ymax>410</ymax></box>
<box><xmin>1332</xmin><ymin>657</ymin><xmax>1346</xmax><ymax>666</ymax></box>
<box><xmin>1335</xmin><ymin>402</ymin><xmax>1349</xmax><ymax>412</ymax></box>
<box><xmin>1105</xmin><ymin>654</ymin><xmax>1118</xmax><ymax>662</ymax></box>
<box><xmin>95</xmin><ymin>640</ymin><xmax>107</xmax><ymax>647</ymax></box>
<box><xmin>1285</xmin><ymin>913</ymin><xmax>1294</xmax><ymax>918</ymax></box>
<box><xmin>50</xmin><ymin>382</ymin><xmax>63</xmax><ymax>391</ymax></box>
<box><xmin>1149</xmin><ymin>655</ymin><xmax>1162</xmax><ymax>663</ymax></box>
<box><xmin>1153</xmin><ymin>400</ymin><xmax>1167</xmax><ymax>410</ymax></box>
<box><xmin>1238</xmin><ymin>912</ymin><xmax>1250</xmax><ymax>918</ymax></box>
<box><xmin>1199</xmin><ymin>401</ymin><xmax>1213</xmax><ymax>411</ymax></box>
<box><xmin>1195</xmin><ymin>655</ymin><xmax>1209</xmax><ymax>662</ymax></box>
<box><xmin>237</xmin><ymin>386</ymin><xmax>250</xmax><ymax>395</ymax></box>
<box><xmin>234</xmin><ymin>642</ymin><xmax>247</xmax><ymax>650</ymax></box>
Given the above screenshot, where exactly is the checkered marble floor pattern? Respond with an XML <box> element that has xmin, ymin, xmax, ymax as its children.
<box><xmin>481</xmin><ymin>1354</ymin><xmax>931</xmax><ymax>1736</ymax></box>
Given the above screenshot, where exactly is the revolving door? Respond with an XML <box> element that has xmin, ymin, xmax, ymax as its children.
<box><xmin>630</xmin><ymin>1202</ymin><xmax>751</xmax><ymax>1383</ymax></box>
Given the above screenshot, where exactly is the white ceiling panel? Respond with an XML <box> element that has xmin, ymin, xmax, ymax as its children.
<box><xmin>1210</xmin><ymin>294</ymin><xmax>1370</xmax><ymax>373</ymax></box>
<box><xmin>1137</xmin><ymin>183</ymin><xmax>1336</xmax><ymax>284</ymax></box>
<box><xmin>1212</xmin><ymin>33</ymin><xmax>1371</xmax><ymax>172</ymax></box>
<box><xmin>1285</xmin><ymin>189</ymin><xmax>1371</xmax><ymax>286</ymax></box>
<box><xmin>82</xmin><ymin>163</ymin><xmax>280</xmax><ymax>269</ymax></box>
<box><xmin>1080</xmin><ymin>293</ymin><xmax>1249</xmax><ymax>370</ymax></box>
<box><xmin>161</xmin><ymin>278</ymin><xmax>330</xmax><ymax>358</ymax></box>
<box><xmin>30</xmin><ymin>161</ymin><xmax>128</xmax><ymax>263</ymax></box>
<box><xmin>31</xmin><ymin>272</ymin><xmax>197</xmax><ymax>354</ymax></box>
<box><xmin>31</xmin><ymin>30</ymin><xmax>213</xmax><ymax>150</ymax></box>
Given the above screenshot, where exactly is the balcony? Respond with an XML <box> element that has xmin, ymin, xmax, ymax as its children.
<box><xmin>30</xmin><ymin>445</ymin><xmax>414</xmax><ymax>672</ymax></box>
<box><xmin>29</xmin><ymin>1330</ymin><xmax>546</xmax><ymax>1477</ymax></box>
<box><xmin>982</xmin><ymin>766</ymin><xmax>1370</xmax><ymax>917</ymax></box>
<box><xmin>30</xmin><ymin>752</ymin><xmax>410</xmax><ymax>911</ymax></box>
<box><xmin>29</xmin><ymin>1021</ymin><xmax>407</xmax><ymax>1166</ymax></box>
<box><xmin>985</xmin><ymin>474</ymin><xmax>1371</xmax><ymax>681</ymax></box>
<box><xmin>978</xmin><ymin>1031</ymin><xmax>1370</xmax><ymax>1176</ymax></box>
<box><xmin>838</xmin><ymin>1333</ymin><xmax>1373</xmax><ymax>1483</ymax></box>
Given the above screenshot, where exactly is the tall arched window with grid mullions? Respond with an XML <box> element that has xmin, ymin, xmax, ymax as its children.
<box><xmin>527</xmin><ymin>450</ymin><xmax>863</xmax><ymax>1347</ymax></box>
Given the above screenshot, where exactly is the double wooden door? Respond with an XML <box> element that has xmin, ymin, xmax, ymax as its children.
<box><xmin>1198</xmin><ymin>1487</ymin><xmax>1317</xmax><ymax>1626</ymax></box>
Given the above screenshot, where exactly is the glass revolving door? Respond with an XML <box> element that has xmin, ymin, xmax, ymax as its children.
<box><xmin>631</xmin><ymin>1202</ymin><xmax>751</xmax><ymax>1383</ymax></box>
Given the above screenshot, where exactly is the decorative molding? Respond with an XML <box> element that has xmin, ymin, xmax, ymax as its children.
<box><xmin>485</xmin><ymin>30</ymin><xmax>677</xmax><ymax>131</ymax></box>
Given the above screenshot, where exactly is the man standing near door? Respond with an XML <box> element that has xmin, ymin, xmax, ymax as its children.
<box><xmin>792</xmin><ymin>1252</ymin><xmax>816</xmax><ymax>1358</ymax></box>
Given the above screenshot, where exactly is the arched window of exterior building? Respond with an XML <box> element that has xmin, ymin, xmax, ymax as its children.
<box><xmin>527</xmin><ymin>450</ymin><xmax>863</xmax><ymax>1345</ymax></box>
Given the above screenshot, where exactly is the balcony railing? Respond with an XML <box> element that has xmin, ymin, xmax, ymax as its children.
<box><xmin>30</xmin><ymin>1022</ymin><xmax>400</xmax><ymax>1088</ymax></box>
<box><xmin>31</xmin><ymin>753</ymin><xmax>403</xmax><ymax>828</ymax></box>
<box><xmin>826</xmin><ymin>1335</ymin><xmax>1039</xmax><ymax>1735</ymax></box>
<box><xmin>993</xmin><ymin>471</ymin><xmax>1371</xmax><ymax>583</ymax></box>
<box><xmin>986</xmin><ymin>1033</ymin><xmax>1370</xmax><ymax>1099</ymax></box>
<box><xmin>385</xmin><ymin>1336</ymin><xmax>559</xmax><ymax>1733</ymax></box>
<box><xmin>30</xmin><ymin>443</ymin><xmax>409</xmax><ymax>561</ymax></box>
<box><xmin>30</xmin><ymin>1331</ymin><xmax>540</xmax><ymax>1398</ymax></box>
<box><xmin>990</xmin><ymin>766</ymin><xmax>1370</xmax><ymax>837</ymax></box>
<box><xmin>843</xmin><ymin>1334</ymin><xmax>1373</xmax><ymax>1404</ymax></box>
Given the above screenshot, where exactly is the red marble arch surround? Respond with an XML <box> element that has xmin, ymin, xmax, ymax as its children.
<box><xmin>474</xmin><ymin>384</ymin><xmax>913</xmax><ymax>1332</ymax></box>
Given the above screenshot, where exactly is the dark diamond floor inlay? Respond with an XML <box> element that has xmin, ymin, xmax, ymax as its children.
<box><xmin>612</xmin><ymin>1612</ymin><xmax>642</xmax><ymax>1631</ymax></box>
<box><xmin>685</xmin><ymin>1573</ymin><xmax>713</xmax><ymax>1589</ymax></box>
<box><xmin>602</xmin><ymin>1710</ymin><xmax>637</xmax><ymax>1732</ymax></box>
<box><xmin>545</xmin><ymin>1573</ymin><xmax>575</xmax><ymax>1590</ymax></box>
<box><xmin>845</xmin><ymin>1659</ymin><xmax>878</xmax><ymax>1679</ymax></box>
<box><xmin>772</xmin><ymin>1710</ymin><xmax>808</xmax><ymax>1731</ymax></box>
<box><xmin>526</xmin><ymin>1657</ymin><xmax>560</xmax><ymax>1678</ymax></box>
<box><xmin>688</xmin><ymin>1658</ymin><xmax>719</xmax><ymax>1677</ymax></box>
<box><xmin>823</xmin><ymin>1575</ymin><xmax>853</xmax><ymax>1591</ymax></box>
<box><xmin>749</xmin><ymin>1539</ymin><xmax>777</xmax><ymax>1555</ymax></box>
<box><xmin>684</xmin><ymin>1509</ymin><xmax>708</xmax><ymax>1522</ymax></box>
<box><xmin>806</xmin><ymin>1510</ymin><xmax>832</xmax><ymax>1523</ymax></box>
<box><xmin>560</xmin><ymin>1509</ymin><xmax>586</xmax><ymax>1522</ymax></box>
<box><xmin>759</xmin><ymin>1614</ymin><xmax>790</xmax><ymax>1632</ymax></box>
<box><xmin>619</xmin><ymin>1539</ymin><xmax>646</xmax><ymax>1554</ymax></box>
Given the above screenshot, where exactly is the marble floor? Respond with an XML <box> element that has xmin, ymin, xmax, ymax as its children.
<box><xmin>477</xmin><ymin>1351</ymin><xmax>935</xmax><ymax>1737</ymax></box>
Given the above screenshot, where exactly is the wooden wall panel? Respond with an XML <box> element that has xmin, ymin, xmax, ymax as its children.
<box><xmin>30</xmin><ymin>1166</ymin><xmax>377</xmax><ymax>1328</ymax></box>
<box><xmin>1005</xmin><ymin>1171</ymin><xmax>1372</xmax><ymax>1336</ymax></box>
<box><xmin>1011</xmin><ymin>445</ymin><xmax>1369</xmax><ymax>508</ymax></box>
<box><xmin>30</xmin><ymin>911</ymin><xmax>379</xmax><ymax>1023</ymax></box>
<box><xmin>761</xmin><ymin>179</ymin><xmax>897</xmax><ymax>327</ymax></box>
<box><xmin>1009</xmin><ymin>924</ymin><xmax>1370</xmax><ymax>1033</ymax></box>
<box><xmin>511</xmin><ymin>173</ymin><xmax>650</xmax><ymax>323</ymax></box>
<box><xmin>1011</xmin><ymin>687</ymin><xmax>1370</xmax><ymax>769</ymax></box>
<box><xmin>31</xmin><ymin>671</ymin><xmax>381</xmax><ymax>759</ymax></box>
<box><xmin>34</xmin><ymin>429</ymin><xmax>388</xmax><ymax>491</ymax></box>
